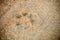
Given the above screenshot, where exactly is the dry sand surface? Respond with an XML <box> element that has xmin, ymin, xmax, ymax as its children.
<box><xmin>0</xmin><ymin>0</ymin><xmax>60</xmax><ymax>40</ymax></box>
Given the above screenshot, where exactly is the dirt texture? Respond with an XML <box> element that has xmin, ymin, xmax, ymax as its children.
<box><xmin>0</xmin><ymin>0</ymin><xmax>60</xmax><ymax>40</ymax></box>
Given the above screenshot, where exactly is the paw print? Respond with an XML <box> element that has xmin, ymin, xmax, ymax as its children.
<box><xmin>16</xmin><ymin>10</ymin><xmax>42</xmax><ymax>29</ymax></box>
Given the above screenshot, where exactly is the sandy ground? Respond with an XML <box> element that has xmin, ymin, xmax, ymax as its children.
<box><xmin>0</xmin><ymin>0</ymin><xmax>60</xmax><ymax>40</ymax></box>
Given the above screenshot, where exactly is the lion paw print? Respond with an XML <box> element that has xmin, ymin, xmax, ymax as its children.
<box><xmin>15</xmin><ymin>10</ymin><xmax>42</xmax><ymax>30</ymax></box>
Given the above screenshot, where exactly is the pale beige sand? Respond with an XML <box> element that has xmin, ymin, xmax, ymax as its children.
<box><xmin>0</xmin><ymin>0</ymin><xmax>60</xmax><ymax>40</ymax></box>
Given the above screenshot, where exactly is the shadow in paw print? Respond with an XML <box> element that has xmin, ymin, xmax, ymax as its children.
<box><xmin>23</xmin><ymin>13</ymin><xmax>28</xmax><ymax>16</ymax></box>
<box><xmin>16</xmin><ymin>15</ymin><xmax>22</xmax><ymax>18</ymax></box>
<box><xmin>16</xmin><ymin>23</ymin><xmax>28</xmax><ymax>30</ymax></box>
<box><xmin>16</xmin><ymin>23</ymin><xmax>20</xmax><ymax>26</ymax></box>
